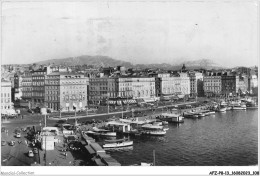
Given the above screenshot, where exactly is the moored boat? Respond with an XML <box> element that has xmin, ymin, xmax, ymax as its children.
<box><xmin>226</xmin><ymin>106</ymin><xmax>232</xmax><ymax>111</ymax></box>
<box><xmin>232</xmin><ymin>105</ymin><xmax>246</xmax><ymax>110</ymax></box>
<box><xmin>215</xmin><ymin>107</ymin><xmax>226</xmax><ymax>112</ymax></box>
<box><xmin>160</xmin><ymin>113</ymin><xmax>184</xmax><ymax>123</ymax></box>
<box><xmin>103</xmin><ymin>139</ymin><xmax>133</xmax><ymax>148</ymax></box>
<box><xmin>141</xmin><ymin>124</ymin><xmax>166</xmax><ymax>136</ymax></box>
<box><xmin>93</xmin><ymin>127</ymin><xmax>117</xmax><ymax>137</ymax></box>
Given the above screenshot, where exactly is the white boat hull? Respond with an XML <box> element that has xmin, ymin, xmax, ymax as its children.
<box><xmin>103</xmin><ymin>141</ymin><xmax>133</xmax><ymax>148</ymax></box>
<box><xmin>100</xmin><ymin>132</ymin><xmax>117</xmax><ymax>137</ymax></box>
<box><xmin>141</xmin><ymin>130</ymin><xmax>166</xmax><ymax>136</ymax></box>
<box><xmin>232</xmin><ymin>107</ymin><xmax>246</xmax><ymax>110</ymax></box>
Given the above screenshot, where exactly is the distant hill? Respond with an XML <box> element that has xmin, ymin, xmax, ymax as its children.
<box><xmin>135</xmin><ymin>59</ymin><xmax>223</xmax><ymax>70</ymax></box>
<box><xmin>33</xmin><ymin>56</ymin><xmax>224</xmax><ymax>70</ymax></box>
<box><xmin>35</xmin><ymin>55</ymin><xmax>133</xmax><ymax>68</ymax></box>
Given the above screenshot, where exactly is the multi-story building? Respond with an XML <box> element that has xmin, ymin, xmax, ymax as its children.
<box><xmin>45</xmin><ymin>72</ymin><xmax>88</xmax><ymax>111</ymax></box>
<box><xmin>221</xmin><ymin>74</ymin><xmax>236</xmax><ymax>97</ymax></box>
<box><xmin>13</xmin><ymin>73</ymin><xmax>23</xmax><ymax>100</ymax></box>
<box><xmin>159</xmin><ymin>73</ymin><xmax>190</xmax><ymax>98</ymax></box>
<box><xmin>236</xmin><ymin>75</ymin><xmax>249</xmax><ymax>95</ymax></box>
<box><xmin>21</xmin><ymin>71</ymin><xmax>32</xmax><ymax>101</ymax></box>
<box><xmin>1</xmin><ymin>80</ymin><xmax>12</xmax><ymax>112</ymax></box>
<box><xmin>89</xmin><ymin>76</ymin><xmax>156</xmax><ymax>104</ymax></box>
<box><xmin>89</xmin><ymin>77</ymin><xmax>112</xmax><ymax>105</ymax></box>
<box><xmin>119</xmin><ymin>77</ymin><xmax>155</xmax><ymax>100</ymax></box>
<box><xmin>203</xmin><ymin>73</ymin><xmax>222</xmax><ymax>97</ymax></box>
<box><xmin>31</xmin><ymin>67</ymin><xmax>51</xmax><ymax>108</ymax></box>
<box><xmin>189</xmin><ymin>72</ymin><xmax>204</xmax><ymax>97</ymax></box>
<box><xmin>249</xmin><ymin>74</ymin><xmax>258</xmax><ymax>95</ymax></box>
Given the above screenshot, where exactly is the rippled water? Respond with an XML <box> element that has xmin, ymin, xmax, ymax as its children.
<box><xmin>107</xmin><ymin>110</ymin><xmax>258</xmax><ymax>166</ymax></box>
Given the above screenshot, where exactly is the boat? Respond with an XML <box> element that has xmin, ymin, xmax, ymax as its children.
<box><xmin>232</xmin><ymin>105</ymin><xmax>246</xmax><ymax>110</ymax></box>
<box><xmin>220</xmin><ymin>101</ymin><xmax>228</xmax><ymax>106</ymax></box>
<box><xmin>208</xmin><ymin>111</ymin><xmax>215</xmax><ymax>114</ymax></box>
<box><xmin>92</xmin><ymin>127</ymin><xmax>117</xmax><ymax>137</ymax></box>
<box><xmin>141</xmin><ymin>124</ymin><xmax>166</xmax><ymax>136</ymax></box>
<box><xmin>103</xmin><ymin>138</ymin><xmax>133</xmax><ymax>148</ymax></box>
<box><xmin>153</xmin><ymin>121</ymin><xmax>163</xmax><ymax>126</ymax></box>
<box><xmin>183</xmin><ymin>112</ymin><xmax>198</xmax><ymax>119</ymax></box>
<box><xmin>196</xmin><ymin>113</ymin><xmax>205</xmax><ymax>117</ymax></box>
<box><xmin>162</xmin><ymin>121</ymin><xmax>168</xmax><ymax>125</ymax></box>
<box><xmin>215</xmin><ymin>107</ymin><xmax>226</xmax><ymax>112</ymax></box>
<box><xmin>160</xmin><ymin>113</ymin><xmax>184</xmax><ymax>123</ymax></box>
<box><xmin>226</xmin><ymin>106</ymin><xmax>232</xmax><ymax>111</ymax></box>
<box><xmin>163</xmin><ymin>127</ymin><xmax>169</xmax><ymax>131</ymax></box>
<box><xmin>246</xmin><ymin>102</ymin><xmax>258</xmax><ymax>109</ymax></box>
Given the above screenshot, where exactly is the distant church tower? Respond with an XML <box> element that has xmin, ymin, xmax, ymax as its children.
<box><xmin>181</xmin><ymin>64</ymin><xmax>187</xmax><ymax>72</ymax></box>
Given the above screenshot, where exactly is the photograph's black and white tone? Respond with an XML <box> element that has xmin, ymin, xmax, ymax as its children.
<box><xmin>1</xmin><ymin>0</ymin><xmax>259</xmax><ymax>175</ymax></box>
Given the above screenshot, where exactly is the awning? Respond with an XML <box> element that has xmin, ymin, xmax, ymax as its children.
<box><xmin>85</xmin><ymin>145</ymin><xmax>96</xmax><ymax>155</ymax></box>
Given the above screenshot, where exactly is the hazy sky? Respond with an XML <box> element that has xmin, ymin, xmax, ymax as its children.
<box><xmin>1</xmin><ymin>1</ymin><xmax>258</xmax><ymax>67</ymax></box>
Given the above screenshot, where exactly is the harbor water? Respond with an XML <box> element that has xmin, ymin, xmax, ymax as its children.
<box><xmin>106</xmin><ymin>109</ymin><xmax>258</xmax><ymax>166</ymax></box>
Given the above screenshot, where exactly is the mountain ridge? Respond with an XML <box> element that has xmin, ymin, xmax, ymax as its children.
<box><xmin>33</xmin><ymin>55</ymin><xmax>225</xmax><ymax>70</ymax></box>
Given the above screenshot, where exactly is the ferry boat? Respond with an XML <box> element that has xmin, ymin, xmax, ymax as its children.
<box><xmin>92</xmin><ymin>127</ymin><xmax>117</xmax><ymax>137</ymax></box>
<box><xmin>160</xmin><ymin>113</ymin><xmax>184</xmax><ymax>123</ymax></box>
<box><xmin>141</xmin><ymin>124</ymin><xmax>166</xmax><ymax>136</ymax></box>
<box><xmin>103</xmin><ymin>138</ymin><xmax>133</xmax><ymax>148</ymax></box>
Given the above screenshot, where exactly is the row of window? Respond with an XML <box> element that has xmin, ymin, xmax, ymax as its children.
<box><xmin>45</xmin><ymin>80</ymin><xmax>59</xmax><ymax>85</ymax></box>
<box><xmin>32</xmin><ymin>76</ymin><xmax>44</xmax><ymax>79</ymax></box>
<box><xmin>1</xmin><ymin>99</ymin><xmax>10</xmax><ymax>103</ymax></box>
<box><xmin>1</xmin><ymin>93</ymin><xmax>10</xmax><ymax>97</ymax></box>
<box><xmin>32</xmin><ymin>93</ymin><xmax>44</xmax><ymax>97</ymax></box>
<box><xmin>46</xmin><ymin>86</ymin><xmax>58</xmax><ymax>90</ymax></box>
<box><xmin>46</xmin><ymin>91</ymin><xmax>59</xmax><ymax>95</ymax></box>
<box><xmin>32</xmin><ymin>82</ymin><xmax>44</xmax><ymax>86</ymax></box>
<box><xmin>46</xmin><ymin>96</ymin><xmax>59</xmax><ymax>101</ymax></box>
<box><xmin>1</xmin><ymin>106</ymin><xmax>10</xmax><ymax>110</ymax></box>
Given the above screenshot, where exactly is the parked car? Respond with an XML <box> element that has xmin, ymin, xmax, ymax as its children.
<box><xmin>28</xmin><ymin>150</ymin><xmax>34</xmax><ymax>157</ymax></box>
<box><xmin>9</xmin><ymin>141</ymin><xmax>15</xmax><ymax>146</ymax></box>
<box><xmin>33</xmin><ymin>148</ymin><xmax>38</xmax><ymax>154</ymax></box>
<box><xmin>1</xmin><ymin>140</ymin><xmax>7</xmax><ymax>146</ymax></box>
<box><xmin>16</xmin><ymin>133</ymin><xmax>21</xmax><ymax>138</ymax></box>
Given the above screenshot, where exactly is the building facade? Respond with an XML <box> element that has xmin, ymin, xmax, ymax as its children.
<box><xmin>21</xmin><ymin>71</ymin><xmax>32</xmax><ymax>101</ymax></box>
<box><xmin>59</xmin><ymin>73</ymin><xmax>88</xmax><ymax>111</ymax></box>
<box><xmin>159</xmin><ymin>73</ymin><xmax>190</xmax><ymax>97</ymax></box>
<box><xmin>89</xmin><ymin>77</ymin><xmax>111</xmax><ymax>105</ymax></box>
<box><xmin>31</xmin><ymin>68</ymin><xmax>48</xmax><ymax>108</ymax></box>
<box><xmin>1</xmin><ymin>80</ymin><xmax>12</xmax><ymax>112</ymax></box>
<box><xmin>14</xmin><ymin>74</ymin><xmax>23</xmax><ymax>100</ymax></box>
<box><xmin>221</xmin><ymin>75</ymin><xmax>236</xmax><ymax>97</ymax></box>
<box><xmin>203</xmin><ymin>75</ymin><xmax>222</xmax><ymax>97</ymax></box>
<box><xmin>189</xmin><ymin>72</ymin><xmax>204</xmax><ymax>97</ymax></box>
<box><xmin>235</xmin><ymin>75</ymin><xmax>249</xmax><ymax>95</ymax></box>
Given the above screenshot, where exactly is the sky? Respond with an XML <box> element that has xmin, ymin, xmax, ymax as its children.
<box><xmin>1</xmin><ymin>1</ymin><xmax>259</xmax><ymax>67</ymax></box>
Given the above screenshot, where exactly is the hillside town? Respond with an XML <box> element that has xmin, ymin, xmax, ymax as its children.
<box><xmin>1</xmin><ymin>63</ymin><xmax>258</xmax><ymax>166</ymax></box>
